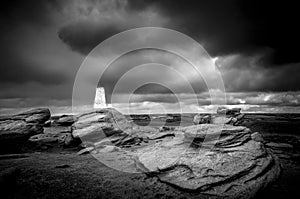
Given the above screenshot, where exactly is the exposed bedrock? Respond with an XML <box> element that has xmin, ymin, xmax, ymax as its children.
<box><xmin>72</xmin><ymin>108</ymin><xmax>281</xmax><ymax>199</ymax></box>
<box><xmin>135</xmin><ymin>124</ymin><xmax>281</xmax><ymax>198</ymax></box>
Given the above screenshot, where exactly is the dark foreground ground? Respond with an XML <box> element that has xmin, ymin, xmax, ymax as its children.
<box><xmin>1</xmin><ymin>113</ymin><xmax>300</xmax><ymax>199</ymax></box>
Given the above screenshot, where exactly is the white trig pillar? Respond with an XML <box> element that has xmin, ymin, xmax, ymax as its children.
<box><xmin>94</xmin><ymin>87</ymin><xmax>107</xmax><ymax>109</ymax></box>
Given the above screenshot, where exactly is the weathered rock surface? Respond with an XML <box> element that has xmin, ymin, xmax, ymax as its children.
<box><xmin>73</xmin><ymin>108</ymin><xmax>280</xmax><ymax>198</ymax></box>
<box><xmin>193</xmin><ymin>114</ymin><xmax>211</xmax><ymax>125</ymax></box>
<box><xmin>55</xmin><ymin>115</ymin><xmax>77</xmax><ymax>126</ymax></box>
<box><xmin>28</xmin><ymin>132</ymin><xmax>75</xmax><ymax>149</ymax></box>
<box><xmin>0</xmin><ymin>108</ymin><xmax>50</xmax><ymax>153</ymax></box>
<box><xmin>72</xmin><ymin>109</ymin><xmax>131</xmax><ymax>139</ymax></box>
<box><xmin>72</xmin><ymin>108</ymin><xmax>156</xmax><ymax>148</ymax></box>
<box><xmin>194</xmin><ymin>107</ymin><xmax>245</xmax><ymax>126</ymax></box>
<box><xmin>0</xmin><ymin>108</ymin><xmax>50</xmax><ymax>124</ymax></box>
<box><xmin>134</xmin><ymin>124</ymin><xmax>280</xmax><ymax>198</ymax></box>
<box><xmin>27</xmin><ymin>124</ymin><xmax>80</xmax><ymax>150</ymax></box>
<box><xmin>217</xmin><ymin>107</ymin><xmax>241</xmax><ymax>115</ymax></box>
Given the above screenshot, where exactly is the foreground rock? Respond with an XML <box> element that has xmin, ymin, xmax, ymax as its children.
<box><xmin>135</xmin><ymin>125</ymin><xmax>280</xmax><ymax>198</ymax></box>
<box><xmin>27</xmin><ymin>124</ymin><xmax>80</xmax><ymax>151</ymax></box>
<box><xmin>0</xmin><ymin>108</ymin><xmax>50</xmax><ymax>153</ymax></box>
<box><xmin>74</xmin><ymin>108</ymin><xmax>280</xmax><ymax>198</ymax></box>
<box><xmin>72</xmin><ymin>108</ymin><xmax>156</xmax><ymax>148</ymax></box>
<box><xmin>0</xmin><ymin>108</ymin><xmax>50</xmax><ymax>124</ymax></box>
<box><xmin>28</xmin><ymin>131</ymin><xmax>76</xmax><ymax>150</ymax></box>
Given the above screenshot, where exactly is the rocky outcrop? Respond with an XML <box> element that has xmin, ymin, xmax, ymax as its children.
<box><xmin>0</xmin><ymin>108</ymin><xmax>50</xmax><ymax>124</ymax></box>
<box><xmin>72</xmin><ymin>108</ymin><xmax>133</xmax><ymax>139</ymax></box>
<box><xmin>27</xmin><ymin>124</ymin><xmax>80</xmax><ymax>150</ymax></box>
<box><xmin>74</xmin><ymin>108</ymin><xmax>280</xmax><ymax>198</ymax></box>
<box><xmin>217</xmin><ymin>107</ymin><xmax>241</xmax><ymax>115</ymax></box>
<box><xmin>0</xmin><ymin>120</ymin><xmax>43</xmax><ymax>140</ymax></box>
<box><xmin>71</xmin><ymin>108</ymin><xmax>157</xmax><ymax>151</ymax></box>
<box><xmin>28</xmin><ymin>132</ymin><xmax>76</xmax><ymax>149</ymax></box>
<box><xmin>194</xmin><ymin>107</ymin><xmax>245</xmax><ymax>126</ymax></box>
<box><xmin>0</xmin><ymin>108</ymin><xmax>50</xmax><ymax>153</ymax></box>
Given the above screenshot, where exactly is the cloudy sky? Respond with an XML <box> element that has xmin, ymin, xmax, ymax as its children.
<box><xmin>1</xmin><ymin>0</ymin><xmax>300</xmax><ymax>114</ymax></box>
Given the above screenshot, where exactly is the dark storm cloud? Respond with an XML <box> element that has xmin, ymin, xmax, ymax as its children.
<box><xmin>0</xmin><ymin>56</ymin><xmax>66</xmax><ymax>85</ymax></box>
<box><xmin>58</xmin><ymin>0</ymin><xmax>246</xmax><ymax>56</ymax></box>
<box><xmin>56</xmin><ymin>0</ymin><xmax>300</xmax><ymax>93</ymax></box>
<box><xmin>0</xmin><ymin>0</ymin><xmax>67</xmax><ymax>85</ymax></box>
<box><xmin>0</xmin><ymin>0</ymin><xmax>60</xmax><ymax>26</ymax></box>
<box><xmin>0</xmin><ymin>0</ymin><xmax>82</xmax><ymax>106</ymax></box>
<box><xmin>58</xmin><ymin>22</ymin><xmax>122</xmax><ymax>55</ymax></box>
<box><xmin>130</xmin><ymin>92</ymin><xmax>179</xmax><ymax>103</ymax></box>
<box><xmin>58</xmin><ymin>0</ymin><xmax>300</xmax><ymax>66</ymax></box>
<box><xmin>1</xmin><ymin>0</ymin><xmax>300</xmax><ymax>112</ymax></box>
<box><xmin>127</xmin><ymin>0</ymin><xmax>300</xmax><ymax>66</ymax></box>
<box><xmin>218</xmin><ymin>54</ymin><xmax>300</xmax><ymax>92</ymax></box>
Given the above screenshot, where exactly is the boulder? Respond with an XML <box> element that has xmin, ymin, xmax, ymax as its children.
<box><xmin>193</xmin><ymin>114</ymin><xmax>211</xmax><ymax>124</ymax></box>
<box><xmin>194</xmin><ymin>109</ymin><xmax>245</xmax><ymax>126</ymax></box>
<box><xmin>28</xmin><ymin>132</ymin><xmax>76</xmax><ymax>150</ymax></box>
<box><xmin>217</xmin><ymin>107</ymin><xmax>241</xmax><ymax>115</ymax></box>
<box><xmin>0</xmin><ymin>120</ymin><xmax>44</xmax><ymax>153</ymax></box>
<box><xmin>210</xmin><ymin>108</ymin><xmax>245</xmax><ymax>126</ymax></box>
<box><xmin>28</xmin><ymin>124</ymin><xmax>80</xmax><ymax>150</ymax></box>
<box><xmin>72</xmin><ymin>108</ymin><xmax>135</xmax><ymax>144</ymax></box>
<box><xmin>0</xmin><ymin>108</ymin><xmax>50</xmax><ymax>153</ymax></box>
<box><xmin>135</xmin><ymin>124</ymin><xmax>280</xmax><ymax>198</ymax></box>
<box><xmin>0</xmin><ymin>108</ymin><xmax>50</xmax><ymax>124</ymax></box>
<box><xmin>211</xmin><ymin>116</ymin><xmax>232</xmax><ymax>124</ymax></box>
<box><xmin>72</xmin><ymin>109</ymin><xmax>158</xmax><ymax>151</ymax></box>
<box><xmin>55</xmin><ymin>115</ymin><xmax>76</xmax><ymax>126</ymax></box>
<box><xmin>29</xmin><ymin>133</ymin><xmax>63</xmax><ymax>144</ymax></box>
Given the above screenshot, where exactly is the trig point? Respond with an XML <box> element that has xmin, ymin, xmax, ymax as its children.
<box><xmin>94</xmin><ymin>87</ymin><xmax>107</xmax><ymax>109</ymax></box>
